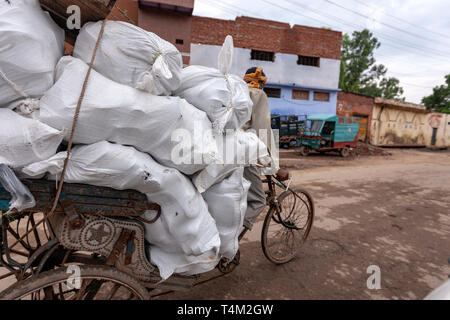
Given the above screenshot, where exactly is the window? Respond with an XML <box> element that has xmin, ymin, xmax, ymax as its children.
<box><xmin>322</xmin><ymin>122</ymin><xmax>335</xmax><ymax>135</ymax></box>
<box><xmin>264</xmin><ymin>87</ymin><xmax>281</xmax><ymax>98</ymax></box>
<box><xmin>310</xmin><ymin>120</ymin><xmax>323</xmax><ymax>133</ymax></box>
<box><xmin>314</xmin><ymin>92</ymin><xmax>330</xmax><ymax>102</ymax></box>
<box><xmin>292</xmin><ymin>90</ymin><xmax>309</xmax><ymax>100</ymax></box>
<box><xmin>251</xmin><ymin>49</ymin><xmax>275</xmax><ymax>62</ymax></box>
<box><xmin>175</xmin><ymin>39</ymin><xmax>184</xmax><ymax>45</ymax></box>
<box><xmin>281</xmin><ymin>115</ymin><xmax>298</xmax><ymax>122</ymax></box>
<box><xmin>297</xmin><ymin>55</ymin><xmax>320</xmax><ymax>67</ymax></box>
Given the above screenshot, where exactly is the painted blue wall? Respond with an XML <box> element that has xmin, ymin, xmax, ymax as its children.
<box><xmin>266</xmin><ymin>83</ymin><xmax>339</xmax><ymax>118</ymax></box>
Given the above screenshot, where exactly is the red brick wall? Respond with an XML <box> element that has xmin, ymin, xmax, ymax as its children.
<box><xmin>337</xmin><ymin>92</ymin><xmax>374</xmax><ymax>118</ymax></box>
<box><xmin>192</xmin><ymin>16</ymin><xmax>342</xmax><ymax>60</ymax></box>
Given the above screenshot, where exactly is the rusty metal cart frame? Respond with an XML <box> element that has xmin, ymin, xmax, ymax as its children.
<box><xmin>0</xmin><ymin>173</ymin><xmax>314</xmax><ymax>300</ymax></box>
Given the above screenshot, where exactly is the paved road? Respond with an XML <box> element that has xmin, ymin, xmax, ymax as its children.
<box><xmin>161</xmin><ymin>149</ymin><xmax>450</xmax><ymax>300</ymax></box>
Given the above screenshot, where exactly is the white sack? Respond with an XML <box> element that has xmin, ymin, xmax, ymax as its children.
<box><xmin>0</xmin><ymin>0</ymin><xmax>64</xmax><ymax>108</ymax></box>
<box><xmin>0</xmin><ymin>109</ymin><xmax>64</xmax><ymax>168</ymax></box>
<box><xmin>74</xmin><ymin>20</ymin><xmax>182</xmax><ymax>96</ymax></box>
<box><xmin>203</xmin><ymin>168</ymin><xmax>250</xmax><ymax>260</ymax></box>
<box><xmin>147</xmin><ymin>245</ymin><xmax>219</xmax><ymax>279</ymax></box>
<box><xmin>38</xmin><ymin>56</ymin><xmax>218</xmax><ymax>175</ymax></box>
<box><xmin>174</xmin><ymin>36</ymin><xmax>253</xmax><ymax>133</ymax></box>
<box><xmin>23</xmin><ymin>141</ymin><xmax>221</xmax><ymax>280</ymax></box>
<box><xmin>192</xmin><ymin>130</ymin><xmax>271</xmax><ymax>193</ymax></box>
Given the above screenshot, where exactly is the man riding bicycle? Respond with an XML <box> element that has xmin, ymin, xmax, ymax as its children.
<box><xmin>242</xmin><ymin>67</ymin><xmax>289</xmax><ymax>230</ymax></box>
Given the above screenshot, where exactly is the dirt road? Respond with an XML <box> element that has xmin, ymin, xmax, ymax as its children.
<box><xmin>162</xmin><ymin>149</ymin><xmax>450</xmax><ymax>300</ymax></box>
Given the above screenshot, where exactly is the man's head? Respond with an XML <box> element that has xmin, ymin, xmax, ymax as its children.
<box><xmin>244</xmin><ymin>67</ymin><xmax>268</xmax><ymax>89</ymax></box>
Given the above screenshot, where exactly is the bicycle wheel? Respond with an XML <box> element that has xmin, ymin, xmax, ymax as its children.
<box><xmin>261</xmin><ymin>187</ymin><xmax>314</xmax><ymax>265</ymax></box>
<box><xmin>0</xmin><ymin>265</ymin><xmax>149</xmax><ymax>300</ymax></box>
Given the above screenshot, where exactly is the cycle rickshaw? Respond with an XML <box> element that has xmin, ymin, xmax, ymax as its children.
<box><xmin>0</xmin><ymin>0</ymin><xmax>314</xmax><ymax>300</ymax></box>
<box><xmin>0</xmin><ymin>167</ymin><xmax>313</xmax><ymax>300</ymax></box>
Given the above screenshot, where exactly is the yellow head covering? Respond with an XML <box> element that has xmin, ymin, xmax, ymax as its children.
<box><xmin>243</xmin><ymin>67</ymin><xmax>268</xmax><ymax>89</ymax></box>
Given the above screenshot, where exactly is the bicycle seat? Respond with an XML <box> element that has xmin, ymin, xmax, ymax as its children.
<box><xmin>276</xmin><ymin>169</ymin><xmax>290</xmax><ymax>182</ymax></box>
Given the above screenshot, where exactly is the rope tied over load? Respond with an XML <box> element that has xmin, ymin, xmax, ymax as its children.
<box><xmin>46</xmin><ymin>19</ymin><xmax>108</xmax><ymax>232</ymax></box>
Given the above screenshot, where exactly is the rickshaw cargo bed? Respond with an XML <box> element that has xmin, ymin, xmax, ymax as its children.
<box><xmin>0</xmin><ymin>178</ymin><xmax>153</xmax><ymax>217</ymax></box>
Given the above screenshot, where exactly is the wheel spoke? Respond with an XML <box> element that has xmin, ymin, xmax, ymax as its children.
<box><xmin>43</xmin><ymin>286</ymin><xmax>56</xmax><ymax>300</ymax></box>
<box><xmin>58</xmin><ymin>283</ymin><xmax>65</xmax><ymax>301</ymax></box>
<box><xmin>105</xmin><ymin>283</ymin><xmax>121</xmax><ymax>300</ymax></box>
<box><xmin>84</xmin><ymin>280</ymin><xmax>105</xmax><ymax>300</ymax></box>
<box><xmin>73</xmin><ymin>279</ymin><xmax>91</xmax><ymax>300</ymax></box>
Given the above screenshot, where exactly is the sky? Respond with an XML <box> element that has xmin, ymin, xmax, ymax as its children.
<box><xmin>193</xmin><ymin>0</ymin><xmax>450</xmax><ymax>104</ymax></box>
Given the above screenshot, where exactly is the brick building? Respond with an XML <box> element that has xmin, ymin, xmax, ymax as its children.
<box><xmin>190</xmin><ymin>16</ymin><xmax>343</xmax><ymax>118</ymax></box>
<box><xmin>109</xmin><ymin>1</ymin><xmax>343</xmax><ymax>118</ymax></box>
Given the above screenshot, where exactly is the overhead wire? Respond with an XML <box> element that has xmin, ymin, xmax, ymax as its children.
<box><xmin>196</xmin><ymin>0</ymin><xmax>444</xmax><ymax>92</ymax></box>
<box><xmin>285</xmin><ymin>0</ymin><xmax>450</xmax><ymax>60</ymax></box>
<box><xmin>350</xmin><ymin>0</ymin><xmax>450</xmax><ymax>41</ymax></box>
<box><xmin>324</xmin><ymin>0</ymin><xmax>450</xmax><ymax>47</ymax></box>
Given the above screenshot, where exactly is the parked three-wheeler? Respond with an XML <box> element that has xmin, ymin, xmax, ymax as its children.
<box><xmin>297</xmin><ymin>114</ymin><xmax>360</xmax><ymax>157</ymax></box>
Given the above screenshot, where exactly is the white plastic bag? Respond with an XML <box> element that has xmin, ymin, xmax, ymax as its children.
<box><xmin>0</xmin><ymin>109</ymin><xmax>64</xmax><ymax>168</ymax></box>
<box><xmin>37</xmin><ymin>56</ymin><xmax>219</xmax><ymax>175</ymax></box>
<box><xmin>0</xmin><ymin>0</ymin><xmax>64</xmax><ymax>108</ymax></box>
<box><xmin>203</xmin><ymin>168</ymin><xmax>250</xmax><ymax>260</ymax></box>
<box><xmin>174</xmin><ymin>36</ymin><xmax>253</xmax><ymax>133</ymax></box>
<box><xmin>74</xmin><ymin>20</ymin><xmax>183</xmax><ymax>96</ymax></box>
<box><xmin>192</xmin><ymin>130</ymin><xmax>271</xmax><ymax>193</ymax></box>
<box><xmin>22</xmin><ymin>141</ymin><xmax>221</xmax><ymax>280</ymax></box>
<box><xmin>0</xmin><ymin>164</ymin><xmax>36</xmax><ymax>212</ymax></box>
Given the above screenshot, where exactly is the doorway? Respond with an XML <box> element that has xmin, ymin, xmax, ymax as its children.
<box><xmin>431</xmin><ymin>128</ymin><xmax>438</xmax><ymax>146</ymax></box>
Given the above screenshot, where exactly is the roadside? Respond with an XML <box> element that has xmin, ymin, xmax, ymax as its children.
<box><xmin>161</xmin><ymin>148</ymin><xmax>450</xmax><ymax>300</ymax></box>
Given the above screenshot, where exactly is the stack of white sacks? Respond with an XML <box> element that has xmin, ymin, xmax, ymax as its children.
<box><xmin>0</xmin><ymin>0</ymin><xmax>271</xmax><ymax>280</ymax></box>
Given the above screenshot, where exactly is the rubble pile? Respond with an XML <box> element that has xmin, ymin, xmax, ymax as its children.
<box><xmin>355</xmin><ymin>142</ymin><xmax>391</xmax><ymax>156</ymax></box>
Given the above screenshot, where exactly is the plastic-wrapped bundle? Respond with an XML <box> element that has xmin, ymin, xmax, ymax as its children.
<box><xmin>0</xmin><ymin>0</ymin><xmax>64</xmax><ymax>109</ymax></box>
<box><xmin>174</xmin><ymin>36</ymin><xmax>253</xmax><ymax>133</ymax></box>
<box><xmin>23</xmin><ymin>141</ymin><xmax>221</xmax><ymax>280</ymax></box>
<box><xmin>192</xmin><ymin>130</ymin><xmax>271</xmax><ymax>193</ymax></box>
<box><xmin>203</xmin><ymin>168</ymin><xmax>250</xmax><ymax>260</ymax></box>
<box><xmin>0</xmin><ymin>164</ymin><xmax>35</xmax><ymax>213</ymax></box>
<box><xmin>37</xmin><ymin>57</ymin><xmax>219</xmax><ymax>175</ymax></box>
<box><xmin>0</xmin><ymin>109</ymin><xmax>64</xmax><ymax>168</ymax></box>
<box><xmin>74</xmin><ymin>20</ymin><xmax>183</xmax><ymax>96</ymax></box>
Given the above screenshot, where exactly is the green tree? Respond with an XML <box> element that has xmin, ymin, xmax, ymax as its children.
<box><xmin>339</xmin><ymin>29</ymin><xmax>404</xmax><ymax>100</ymax></box>
<box><xmin>422</xmin><ymin>74</ymin><xmax>450</xmax><ymax>114</ymax></box>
